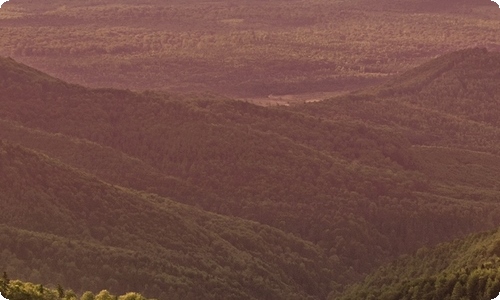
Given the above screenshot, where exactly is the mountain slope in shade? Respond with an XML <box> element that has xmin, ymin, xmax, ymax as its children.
<box><xmin>0</xmin><ymin>55</ymin><xmax>424</xmax><ymax>277</ymax></box>
<box><xmin>2</xmin><ymin>48</ymin><xmax>500</xmax><ymax>298</ymax></box>
<box><xmin>287</xmin><ymin>47</ymin><xmax>500</xmax><ymax>299</ymax></box>
<box><xmin>0</xmin><ymin>118</ymin><xmax>221</xmax><ymax>209</ymax></box>
<box><xmin>0</xmin><ymin>141</ymin><xmax>334</xmax><ymax>299</ymax></box>
<box><xmin>299</xmin><ymin>48</ymin><xmax>500</xmax><ymax>153</ymax></box>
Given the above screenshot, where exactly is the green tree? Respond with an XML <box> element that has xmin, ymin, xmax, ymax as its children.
<box><xmin>118</xmin><ymin>292</ymin><xmax>147</xmax><ymax>300</ymax></box>
<box><xmin>81</xmin><ymin>291</ymin><xmax>95</xmax><ymax>300</ymax></box>
<box><xmin>0</xmin><ymin>272</ymin><xmax>8</xmax><ymax>292</ymax></box>
<box><xmin>451</xmin><ymin>281</ymin><xmax>465</xmax><ymax>300</ymax></box>
<box><xmin>466</xmin><ymin>272</ymin><xmax>480</xmax><ymax>300</ymax></box>
<box><xmin>65</xmin><ymin>289</ymin><xmax>78</xmax><ymax>300</ymax></box>
<box><xmin>95</xmin><ymin>290</ymin><xmax>114</xmax><ymax>300</ymax></box>
<box><xmin>57</xmin><ymin>284</ymin><xmax>65</xmax><ymax>298</ymax></box>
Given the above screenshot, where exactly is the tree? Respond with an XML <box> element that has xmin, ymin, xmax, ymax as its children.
<box><xmin>0</xmin><ymin>272</ymin><xmax>9</xmax><ymax>292</ymax></box>
<box><xmin>466</xmin><ymin>272</ymin><xmax>479</xmax><ymax>300</ymax></box>
<box><xmin>95</xmin><ymin>290</ymin><xmax>114</xmax><ymax>300</ymax></box>
<box><xmin>57</xmin><ymin>284</ymin><xmax>65</xmax><ymax>299</ymax></box>
<box><xmin>118</xmin><ymin>293</ymin><xmax>147</xmax><ymax>300</ymax></box>
<box><xmin>451</xmin><ymin>281</ymin><xmax>464</xmax><ymax>300</ymax></box>
<box><xmin>65</xmin><ymin>289</ymin><xmax>78</xmax><ymax>300</ymax></box>
<box><xmin>2</xmin><ymin>272</ymin><xmax>8</xmax><ymax>284</ymax></box>
<box><xmin>80</xmin><ymin>291</ymin><xmax>95</xmax><ymax>300</ymax></box>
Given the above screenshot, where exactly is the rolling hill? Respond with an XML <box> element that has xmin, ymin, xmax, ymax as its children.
<box><xmin>0</xmin><ymin>140</ymin><xmax>334</xmax><ymax>299</ymax></box>
<box><xmin>294</xmin><ymin>47</ymin><xmax>500</xmax><ymax>299</ymax></box>
<box><xmin>298</xmin><ymin>48</ymin><xmax>500</xmax><ymax>153</ymax></box>
<box><xmin>338</xmin><ymin>228</ymin><xmax>500</xmax><ymax>300</ymax></box>
<box><xmin>2</xmin><ymin>47</ymin><xmax>500</xmax><ymax>298</ymax></box>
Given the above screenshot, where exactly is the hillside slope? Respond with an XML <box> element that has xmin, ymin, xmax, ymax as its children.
<box><xmin>299</xmin><ymin>48</ymin><xmax>500</xmax><ymax>153</ymax></box>
<box><xmin>2</xmin><ymin>48</ymin><xmax>500</xmax><ymax>297</ymax></box>
<box><xmin>291</xmin><ymin>48</ymin><xmax>500</xmax><ymax>299</ymax></box>
<box><xmin>0</xmin><ymin>141</ymin><xmax>334</xmax><ymax>299</ymax></box>
<box><xmin>3</xmin><ymin>53</ymin><xmax>500</xmax><ymax>280</ymax></box>
<box><xmin>338</xmin><ymin>228</ymin><xmax>500</xmax><ymax>300</ymax></box>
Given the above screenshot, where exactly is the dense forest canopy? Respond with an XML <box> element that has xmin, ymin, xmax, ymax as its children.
<box><xmin>0</xmin><ymin>0</ymin><xmax>498</xmax><ymax>96</ymax></box>
<box><xmin>1</xmin><ymin>47</ymin><xmax>500</xmax><ymax>298</ymax></box>
<box><xmin>0</xmin><ymin>140</ymin><xmax>335</xmax><ymax>299</ymax></box>
<box><xmin>339</xmin><ymin>228</ymin><xmax>500</xmax><ymax>300</ymax></box>
<box><xmin>1</xmin><ymin>0</ymin><xmax>500</xmax><ymax>298</ymax></box>
<box><xmin>0</xmin><ymin>276</ymin><xmax>153</xmax><ymax>300</ymax></box>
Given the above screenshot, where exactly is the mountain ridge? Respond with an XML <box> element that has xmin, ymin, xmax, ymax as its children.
<box><xmin>2</xmin><ymin>48</ymin><xmax>500</xmax><ymax>298</ymax></box>
<box><xmin>0</xmin><ymin>140</ymin><xmax>334</xmax><ymax>299</ymax></box>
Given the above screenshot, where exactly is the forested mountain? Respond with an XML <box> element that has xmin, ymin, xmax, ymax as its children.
<box><xmin>298</xmin><ymin>47</ymin><xmax>500</xmax><ymax>299</ymax></box>
<box><xmin>299</xmin><ymin>48</ymin><xmax>500</xmax><ymax>153</ymax></box>
<box><xmin>2</xmin><ymin>48</ymin><xmax>500</xmax><ymax>298</ymax></box>
<box><xmin>0</xmin><ymin>141</ymin><xmax>334</xmax><ymax>299</ymax></box>
<box><xmin>338</xmin><ymin>228</ymin><xmax>500</xmax><ymax>300</ymax></box>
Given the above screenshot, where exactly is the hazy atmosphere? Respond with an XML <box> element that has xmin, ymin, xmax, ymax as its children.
<box><xmin>1</xmin><ymin>0</ymin><xmax>500</xmax><ymax>299</ymax></box>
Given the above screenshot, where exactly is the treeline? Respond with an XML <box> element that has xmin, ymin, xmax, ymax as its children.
<box><xmin>0</xmin><ymin>274</ymin><xmax>151</xmax><ymax>300</ymax></box>
<box><xmin>338</xmin><ymin>228</ymin><xmax>500</xmax><ymax>300</ymax></box>
<box><xmin>341</xmin><ymin>266</ymin><xmax>500</xmax><ymax>300</ymax></box>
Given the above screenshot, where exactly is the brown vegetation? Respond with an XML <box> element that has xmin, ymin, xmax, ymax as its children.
<box><xmin>0</xmin><ymin>0</ymin><xmax>499</xmax><ymax>96</ymax></box>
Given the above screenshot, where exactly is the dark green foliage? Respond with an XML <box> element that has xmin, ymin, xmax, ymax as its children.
<box><xmin>57</xmin><ymin>285</ymin><xmax>65</xmax><ymax>298</ymax></box>
<box><xmin>0</xmin><ymin>141</ymin><xmax>333</xmax><ymax>299</ymax></box>
<box><xmin>0</xmin><ymin>272</ymin><xmax>9</xmax><ymax>292</ymax></box>
<box><xmin>2</xmin><ymin>48</ymin><xmax>500</xmax><ymax>299</ymax></box>
<box><xmin>300</xmin><ymin>48</ymin><xmax>500</xmax><ymax>154</ymax></box>
<box><xmin>2</xmin><ymin>53</ymin><xmax>499</xmax><ymax>284</ymax></box>
<box><xmin>338</xmin><ymin>229</ymin><xmax>500</xmax><ymax>300</ymax></box>
<box><xmin>0</xmin><ymin>279</ymin><xmax>153</xmax><ymax>300</ymax></box>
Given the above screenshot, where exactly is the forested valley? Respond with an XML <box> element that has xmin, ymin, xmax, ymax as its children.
<box><xmin>1</xmin><ymin>47</ymin><xmax>500</xmax><ymax>298</ymax></box>
<box><xmin>0</xmin><ymin>0</ymin><xmax>499</xmax><ymax>96</ymax></box>
<box><xmin>1</xmin><ymin>0</ymin><xmax>500</xmax><ymax>299</ymax></box>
